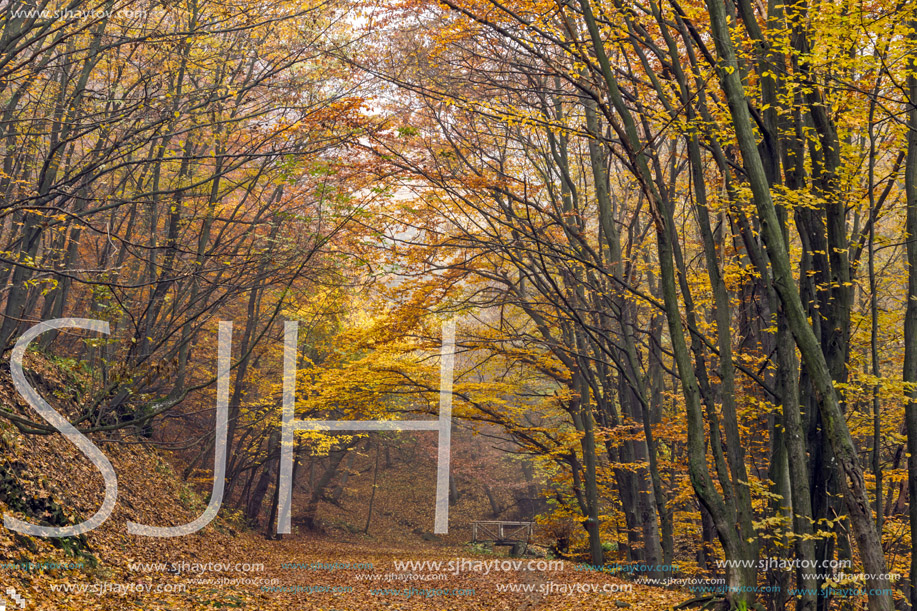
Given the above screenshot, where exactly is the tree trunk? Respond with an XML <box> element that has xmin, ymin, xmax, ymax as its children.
<box><xmin>364</xmin><ymin>441</ymin><xmax>381</xmax><ymax>534</ymax></box>
<box><xmin>902</xmin><ymin>22</ymin><xmax>917</xmax><ymax>607</ymax></box>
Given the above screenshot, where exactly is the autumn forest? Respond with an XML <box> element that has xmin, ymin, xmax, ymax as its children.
<box><xmin>0</xmin><ymin>0</ymin><xmax>915</xmax><ymax>610</ymax></box>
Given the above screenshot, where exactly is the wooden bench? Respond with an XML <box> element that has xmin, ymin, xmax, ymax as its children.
<box><xmin>471</xmin><ymin>520</ymin><xmax>534</xmax><ymax>556</ymax></box>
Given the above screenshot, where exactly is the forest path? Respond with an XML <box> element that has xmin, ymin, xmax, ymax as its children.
<box><xmin>18</xmin><ymin>533</ymin><xmax>669</xmax><ymax>610</ymax></box>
